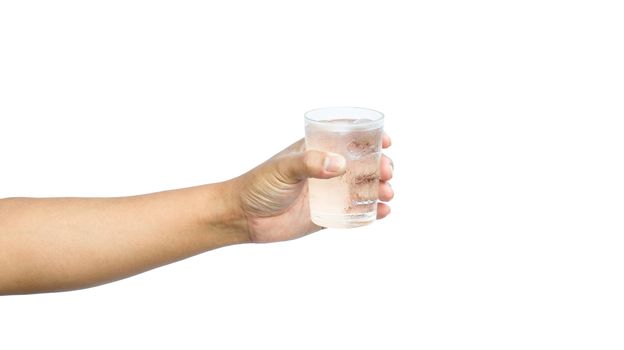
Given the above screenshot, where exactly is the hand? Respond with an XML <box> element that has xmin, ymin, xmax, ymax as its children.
<box><xmin>232</xmin><ymin>134</ymin><xmax>394</xmax><ymax>243</ymax></box>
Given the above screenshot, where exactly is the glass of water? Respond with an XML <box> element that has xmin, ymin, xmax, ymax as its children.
<box><xmin>304</xmin><ymin>107</ymin><xmax>384</xmax><ymax>228</ymax></box>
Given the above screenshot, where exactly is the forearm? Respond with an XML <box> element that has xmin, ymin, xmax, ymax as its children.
<box><xmin>0</xmin><ymin>181</ymin><xmax>249</xmax><ymax>295</ymax></box>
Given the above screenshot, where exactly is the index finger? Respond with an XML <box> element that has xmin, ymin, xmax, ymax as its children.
<box><xmin>382</xmin><ymin>133</ymin><xmax>392</xmax><ymax>149</ymax></box>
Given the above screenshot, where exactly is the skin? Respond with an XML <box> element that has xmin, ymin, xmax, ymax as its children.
<box><xmin>0</xmin><ymin>135</ymin><xmax>393</xmax><ymax>295</ymax></box>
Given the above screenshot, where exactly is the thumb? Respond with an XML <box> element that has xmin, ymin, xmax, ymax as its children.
<box><xmin>277</xmin><ymin>150</ymin><xmax>347</xmax><ymax>183</ymax></box>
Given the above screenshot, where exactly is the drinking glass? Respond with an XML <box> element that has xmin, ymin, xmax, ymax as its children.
<box><xmin>304</xmin><ymin>107</ymin><xmax>384</xmax><ymax>228</ymax></box>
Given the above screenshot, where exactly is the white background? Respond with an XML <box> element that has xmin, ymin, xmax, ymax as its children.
<box><xmin>1</xmin><ymin>0</ymin><xmax>623</xmax><ymax>349</ymax></box>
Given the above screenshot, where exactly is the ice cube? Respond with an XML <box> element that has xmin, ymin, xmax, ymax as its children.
<box><xmin>351</xmin><ymin>118</ymin><xmax>373</xmax><ymax>124</ymax></box>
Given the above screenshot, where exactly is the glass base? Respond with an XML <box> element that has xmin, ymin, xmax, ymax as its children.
<box><xmin>311</xmin><ymin>211</ymin><xmax>376</xmax><ymax>229</ymax></box>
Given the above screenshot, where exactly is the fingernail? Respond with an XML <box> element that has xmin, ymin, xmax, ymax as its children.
<box><xmin>324</xmin><ymin>155</ymin><xmax>346</xmax><ymax>172</ymax></box>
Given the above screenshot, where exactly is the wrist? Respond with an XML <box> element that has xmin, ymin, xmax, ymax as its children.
<box><xmin>195</xmin><ymin>180</ymin><xmax>251</xmax><ymax>245</ymax></box>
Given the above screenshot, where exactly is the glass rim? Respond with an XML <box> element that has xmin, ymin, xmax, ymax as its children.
<box><xmin>304</xmin><ymin>106</ymin><xmax>385</xmax><ymax>126</ymax></box>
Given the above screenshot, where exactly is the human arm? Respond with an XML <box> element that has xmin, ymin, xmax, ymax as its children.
<box><xmin>0</xmin><ymin>183</ymin><xmax>247</xmax><ymax>294</ymax></box>
<box><xmin>0</xmin><ymin>136</ymin><xmax>393</xmax><ymax>295</ymax></box>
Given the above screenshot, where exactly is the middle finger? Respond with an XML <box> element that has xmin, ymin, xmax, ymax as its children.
<box><xmin>380</xmin><ymin>154</ymin><xmax>393</xmax><ymax>182</ymax></box>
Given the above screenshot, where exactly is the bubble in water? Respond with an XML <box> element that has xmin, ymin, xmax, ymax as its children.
<box><xmin>347</xmin><ymin>139</ymin><xmax>375</xmax><ymax>158</ymax></box>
